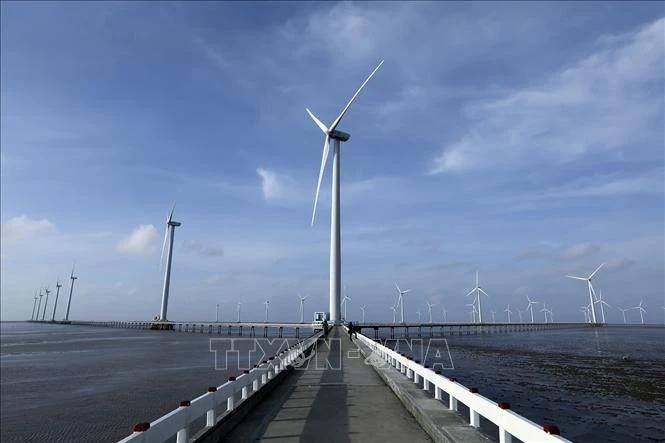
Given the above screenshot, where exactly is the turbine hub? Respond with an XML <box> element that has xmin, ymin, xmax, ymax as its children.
<box><xmin>330</xmin><ymin>130</ymin><xmax>350</xmax><ymax>141</ymax></box>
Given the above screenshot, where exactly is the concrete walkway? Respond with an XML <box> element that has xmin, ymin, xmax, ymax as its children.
<box><xmin>224</xmin><ymin>327</ymin><xmax>432</xmax><ymax>442</ymax></box>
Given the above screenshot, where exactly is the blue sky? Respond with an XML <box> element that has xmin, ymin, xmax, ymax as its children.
<box><xmin>1</xmin><ymin>2</ymin><xmax>664</xmax><ymax>323</ymax></box>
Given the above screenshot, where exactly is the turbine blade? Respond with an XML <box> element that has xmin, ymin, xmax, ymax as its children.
<box><xmin>465</xmin><ymin>289</ymin><xmax>476</xmax><ymax>297</ymax></box>
<box><xmin>306</xmin><ymin>108</ymin><xmax>328</xmax><ymax>134</ymax></box>
<box><xmin>479</xmin><ymin>288</ymin><xmax>489</xmax><ymax>297</ymax></box>
<box><xmin>311</xmin><ymin>135</ymin><xmax>330</xmax><ymax>226</ymax></box>
<box><xmin>329</xmin><ymin>60</ymin><xmax>384</xmax><ymax>133</ymax></box>
<box><xmin>394</xmin><ymin>282</ymin><xmax>401</xmax><ymax>293</ymax></box>
<box><xmin>159</xmin><ymin>225</ymin><xmax>169</xmax><ymax>269</ymax></box>
<box><xmin>589</xmin><ymin>263</ymin><xmax>605</xmax><ymax>279</ymax></box>
<box><xmin>566</xmin><ymin>275</ymin><xmax>587</xmax><ymax>281</ymax></box>
<box><xmin>168</xmin><ymin>203</ymin><xmax>176</xmax><ymax>223</ymax></box>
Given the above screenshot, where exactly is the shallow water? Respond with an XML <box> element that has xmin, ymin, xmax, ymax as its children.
<box><xmin>383</xmin><ymin>326</ymin><xmax>665</xmax><ymax>442</ymax></box>
<box><xmin>0</xmin><ymin>322</ymin><xmax>301</xmax><ymax>442</ymax></box>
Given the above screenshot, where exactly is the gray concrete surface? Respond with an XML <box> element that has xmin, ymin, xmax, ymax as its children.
<box><xmin>222</xmin><ymin>327</ymin><xmax>432</xmax><ymax>442</ymax></box>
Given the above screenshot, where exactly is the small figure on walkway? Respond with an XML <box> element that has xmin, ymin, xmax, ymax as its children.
<box><xmin>348</xmin><ymin>321</ymin><xmax>357</xmax><ymax>340</ymax></box>
<box><xmin>322</xmin><ymin>319</ymin><xmax>329</xmax><ymax>337</ymax></box>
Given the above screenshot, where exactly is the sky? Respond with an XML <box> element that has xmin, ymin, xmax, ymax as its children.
<box><xmin>1</xmin><ymin>2</ymin><xmax>664</xmax><ymax>324</ymax></box>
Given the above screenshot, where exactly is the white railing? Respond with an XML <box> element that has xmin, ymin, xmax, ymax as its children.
<box><xmin>354</xmin><ymin>331</ymin><xmax>571</xmax><ymax>443</ymax></box>
<box><xmin>118</xmin><ymin>331</ymin><xmax>322</xmax><ymax>443</ymax></box>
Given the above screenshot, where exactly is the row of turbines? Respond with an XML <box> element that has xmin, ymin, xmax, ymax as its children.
<box><xmin>30</xmin><ymin>266</ymin><xmax>78</xmax><ymax>322</ymax></box>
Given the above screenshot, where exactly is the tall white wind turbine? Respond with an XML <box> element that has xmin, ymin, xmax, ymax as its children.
<box><xmin>264</xmin><ymin>300</ymin><xmax>270</xmax><ymax>323</ymax></box>
<box><xmin>64</xmin><ymin>265</ymin><xmax>77</xmax><ymax>321</ymax></box>
<box><xmin>394</xmin><ymin>282</ymin><xmax>411</xmax><ymax>323</ymax></box>
<box><xmin>360</xmin><ymin>305</ymin><xmax>367</xmax><ymax>323</ymax></box>
<box><xmin>466</xmin><ymin>271</ymin><xmax>488</xmax><ymax>323</ymax></box>
<box><xmin>342</xmin><ymin>293</ymin><xmax>351</xmax><ymax>321</ymax></box>
<box><xmin>51</xmin><ymin>279</ymin><xmax>63</xmax><ymax>322</ymax></box>
<box><xmin>517</xmin><ymin>308</ymin><xmax>524</xmax><ymax>323</ymax></box>
<box><xmin>525</xmin><ymin>295</ymin><xmax>537</xmax><ymax>324</ymax></box>
<box><xmin>426</xmin><ymin>301</ymin><xmax>435</xmax><ymax>323</ymax></box>
<box><xmin>504</xmin><ymin>304</ymin><xmax>513</xmax><ymax>323</ymax></box>
<box><xmin>618</xmin><ymin>307</ymin><xmax>629</xmax><ymax>324</ymax></box>
<box><xmin>541</xmin><ymin>303</ymin><xmax>549</xmax><ymax>323</ymax></box>
<box><xmin>307</xmin><ymin>61</ymin><xmax>384</xmax><ymax>324</ymax></box>
<box><xmin>389</xmin><ymin>306</ymin><xmax>397</xmax><ymax>323</ymax></box>
<box><xmin>158</xmin><ymin>205</ymin><xmax>181</xmax><ymax>322</ymax></box>
<box><xmin>467</xmin><ymin>303</ymin><xmax>478</xmax><ymax>323</ymax></box>
<box><xmin>441</xmin><ymin>307</ymin><xmax>448</xmax><ymax>323</ymax></box>
<box><xmin>298</xmin><ymin>295</ymin><xmax>307</xmax><ymax>323</ymax></box>
<box><xmin>580</xmin><ymin>306</ymin><xmax>589</xmax><ymax>323</ymax></box>
<box><xmin>37</xmin><ymin>289</ymin><xmax>43</xmax><ymax>321</ymax></box>
<box><xmin>566</xmin><ymin>263</ymin><xmax>604</xmax><ymax>324</ymax></box>
<box><xmin>634</xmin><ymin>300</ymin><xmax>646</xmax><ymax>324</ymax></box>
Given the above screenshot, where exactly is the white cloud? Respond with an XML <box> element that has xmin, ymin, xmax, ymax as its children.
<box><xmin>431</xmin><ymin>18</ymin><xmax>665</xmax><ymax>174</ymax></box>
<box><xmin>561</xmin><ymin>242</ymin><xmax>599</xmax><ymax>260</ymax></box>
<box><xmin>116</xmin><ymin>224</ymin><xmax>158</xmax><ymax>256</ymax></box>
<box><xmin>256</xmin><ymin>167</ymin><xmax>307</xmax><ymax>205</ymax></box>
<box><xmin>539</xmin><ymin>171</ymin><xmax>664</xmax><ymax>199</ymax></box>
<box><xmin>181</xmin><ymin>239</ymin><xmax>224</xmax><ymax>257</ymax></box>
<box><xmin>257</xmin><ymin>167</ymin><xmax>284</xmax><ymax>201</ymax></box>
<box><xmin>1</xmin><ymin>215</ymin><xmax>55</xmax><ymax>241</ymax></box>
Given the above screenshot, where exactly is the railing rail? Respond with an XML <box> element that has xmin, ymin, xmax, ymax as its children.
<box><xmin>118</xmin><ymin>331</ymin><xmax>323</xmax><ymax>443</ymax></box>
<box><xmin>354</xmin><ymin>331</ymin><xmax>571</xmax><ymax>443</ymax></box>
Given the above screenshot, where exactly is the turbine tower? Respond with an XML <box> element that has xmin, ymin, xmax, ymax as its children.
<box><xmin>618</xmin><ymin>307</ymin><xmax>629</xmax><ymax>324</ymax></box>
<box><xmin>264</xmin><ymin>300</ymin><xmax>270</xmax><ymax>323</ymax></box>
<box><xmin>360</xmin><ymin>305</ymin><xmax>367</xmax><ymax>323</ymax></box>
<box><xmin>416</xmin><ymin>310</ymin><xmax>422</xmax><ymax>322</ymax></box>
<box><xmin>64</xmin><ymin>265</ymin><xmax>77</xmax><ymax>321</ymax></box>
<box><xmin>580</xmin><ymin>306</ymin><xmax>589</xmax><ymax>323</ymax></box>
<box><xmin>389</xmin><ymin>305</ymin><xmax>397</xmax><ymax>323</ymax></box>
<box><xmin>51</xmin><ymin>279</ymin><xmax>63</xmax><ymax>322</ymax></box>
<box><xmin>426</xmin><ymin>301</ymin><xmax>435</xmax><ymax>324</ymax></box>
<box><xmin>298</xmin><ymin>295</ymin><xmax>307</xmax><ymax>323</ymax></box>
<box><xmin>31</xmin><ymin>292</ymin><xmax>38</xmax><ymax>320</ymax></box>
<box><xmin>441</xmin><ymin>307</ymin><xmax>448</xmax><ymax>323</ymax></box>
<box><xmin>41</xmin><ymin>287</ymin><xmax>51</xmax><ymax>321</ymax></box>
<box><xmin>566</xmin><ymin>263</ymin><xmax>604</xmax><ymax>324</ymax></box>
<box><xmin>216</xmin><ymin>303</ymin><xmax>220</xmax><ymax>322</ymax></box>
<box><xmin>517</xmin><ymin>308</ymin><xmax>524</xmax><ymax>323</ymax></box>
<box><xmin>467</xmin><ymin>303</ymin><xmax>477</xmax><ymax>323</ymax></box>
<box><xmin>342</xmin><ymin>293</ymin><xmax>351</xmax><ymax>321</ymax></box>
<box><xmin>466</xmin><ymin>271</ymin><xmax>488</xmax><ymax>323</ymax></box>
<box><xmin>159</xmin><ymin>205</ymin><xmax>181</xmax><ymax>322</ymax></box>
<box><xmin>394</xmin><ymin>282</ymin><xmax>411</xmax><ymax>323</ymax></box>
<box><xmin>236</xmin><ymin>302</ymin><xmax>242</xmax><ymax>323</ymax></box>
<box><xmin>541</xmin><ymin>303</ymin><xmax>549</xmax><ymax>323</ymax></box>
<box><xmin>525</xmin><ymin>295</ymin><xmax>537</xmax><ymax>324</ymax></box>
<box><xmin>307</xmin><ymin>60</ymin><xmax>384</xmax><ymax>324</ymax></box>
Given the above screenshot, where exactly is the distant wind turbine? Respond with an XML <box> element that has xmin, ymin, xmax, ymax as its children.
<box><xmin>389</xmin><ymin>306</ymin><xmax>397</xmax><ymax>323</ymax></box>
<box><xmin>360</xmin><ymin>305</ymin><xmax>367</xmax><ymax>323</ymax></box>
<box><xmin>64</xmin><ymin>265</ymin><xmax>77</xmax><ymax>322</ymax></box>
<box><xmin>158</xmin><ymin>205</ymin><xmax>181</xmax><ymax>322</ymax></box>
<box><xmin>51</xmin><ymin>279</ymin><xmax>62</xmax><ymax>322</ymax></box>
<box><xmin>566</xmin><ymin>263</ymin><xmax>604</xmax><ymax>324</ymax></box>
<box><xmin>517</xmin><ymin>308</ymin><xmax>524</xmax><ymax>323</ymax></box>
<box><xmin>466</xmin><ymin>303</ymin><xmax>477</xmax><ymax>323</ymax></box>
<box><xmin>466</xmin><ymin>271</ymin><xmax>488</xmax><ymax>323</ymax></box>
<box><xmin>307</xmin><ymin>60</ymin><xmax>384</xmax><ymax>324</ymax></box>
<box><xmin>504</xmin><ymin>304</ymin><xmax>513</xmax><ymax>323</ymax></box>
<box><xmin>426</xmin><ymin>301</ymin><xmax>435</xmax><ymax>323</ymax></box>
<box><xmin>617</xmin><ymin>307</ymin><xmax>629</xmax><ymax>324</ymax></box>
<box><xmin>31</xmin><ymin>292</ymin><xmax>38</xmax><ymax>321</ymax></box>
<box><xmin>525</xmin><ymin>295</ymin><xmax>537</xmax><ymax>324</ymax></box>
<box><xmin>264</xmin><ymin>300</ymin><xmax>270</xmax><ymax>323</ymax></box>
<box><xmin>441</xmin><ymin>307</ymin><xmax>448</xmax><ymax>323</ymax></box>
<box><xmin>491</xmin><ymin>310</ymin><xmax>496</xmax><ymax>323</ymax></box>
<box><xmin>595</xmin><ymin>289</ymin><xmax>611</xmax><ymax>324</ymax></box>
<box><xmin>216</xmin><ymin>303</ymin><xmax>220</xmax><ymax>322</ymax></box>
<box><xmin>37</xmin><ymin>289</ymin><xmax>43</xmax><ymax>322</ymax></box>
<box><xmin>41</xmin><ymin>287</ymin><xmax>51</xmax><ymax>321</ymax></box>
<box><xmin>580</xmin><ymin>306</ymin><xmax>589</xmax><ymax>323</ymax></box>
<box><xmin>541</xmin><ymin>303</ymin><xmax>549</xmax><ymax>323</ymax></box>
<box><xmin>416</xmin><ymin>310</ymin><xmax>422</xmax><ymax>322</ymax></box>
<box><xmin>298</xmin><ymin>295</ymin><xmax>307</xmax><ymax>323</ymax></box>
<box><xmin>394</xmin><ymin>282</ymin><xmax>411</xmax><ymax>323</ymax></box>
<box><xmin>342</xmin><ymin>293</ymin><xmax>351</xmax><ymax>321</ymax></box>
<box><xmin>236</xmin><ymin>302</ymin><xmax>242</xmax><ymax>323</ymax></box>
<box><xmin>633</xmin><ymin>300</ymin><xmax>646</xmax><ymax>324</ymax></box>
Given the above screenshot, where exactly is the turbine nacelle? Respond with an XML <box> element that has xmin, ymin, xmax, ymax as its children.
<box><xmin>329</xmin><ymin>129</ymin><xmax>350</xmax><ymax>141</ymax></box>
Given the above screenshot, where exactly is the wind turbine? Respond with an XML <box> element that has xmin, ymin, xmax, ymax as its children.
<box><xmin>389</xmin><ymin>305</ymin><xmax>397</xmax><ymax>323</ymax></box>
<box><xmin>216</xmin><ymin>303</ymin><xmax>220</xmax><ymax>322</ymax></box>
<box><xmin>264</xmin><ymin>300</ymin><xmax>270</xmax><ymax>323</ymax></box>
<box><xmin>307</xmin><ymin>60</ymin><xmax>384</xmax><ymax>324</ymax></box>
<box><xmin>504</xmin><ymin>304</ymin><xmax>513</xmax><ymax>323</ymax></box>
<box><xmin>394</xmin><ymin>282</ymin><xmax>411</xmax><ymax>323</ymax></box>
<box><xmin>51</xmin><ymin>279</ymin><xmax>63</xmax><ymax>322</ymax></box>
<box><xmin>490</xmin><ymin>310</ymin><xmax>496</xmax><ymax>323</ymax></box>
<box><xmin>64</xmin><ymin>265</ymin><xmax>77</xmax><ymax>321</ymax></box>
<box><xmin>540</xmin><ymin>303</ymin><xmax>549</xmax><ymax>323</ymax></box>
<box><xmin>517</xmin><ymin>308</ymin><xmax>524</xmax><ymax>323</ymax></box>
<box><xmin>236</xmin><ymin>302</ymin><xmax>242</xmax><ymax>323</ymax></box>
<box><xmin>466</xmin><ymin>303</ymin><xmax>477</xmax><ymax>323</ymax></box>
<box><xmin>617</xmin><ymin>307</ymin><xmax>629</xmax><ymax>324</ymax></box>
<box><xmin>158</xmin><ymin>205</ymin><xmax>181</xmax><ymax>322</ymax></box>
<box><xmin>298</xmin><ymin>295</ymin><xmax>307</xmax><ymax>323</ymax></box>
<box><xmin>41</xmin><ymin>287</ymin><xmax>51</xmax><ymax>321</ymax></box>
<box><xmin>466</xmin><ymin>271</ymin><xmax>488</xmax><ymax>323</ymax></box>
<box><xmin>416</xmin><ymin>310</ymin><xmax>422</xmax><ymax>323</ymax></box>
<box><xmin>31</xmin><ymin>292</ymin><xmax>38</xmax><ymax>320</ymax></box>
<box><xmin>634</xmin><ymin>300</ymin><xmax>646</xmax><ymax>324</ymax></box>
<box><xmin>525</xmin><ymin>295</ymin><xmax>537</xmax><ymax>324</ymax></box>
<box><xmin>548</xmin><ymin>308</ymin><xmax>554</xmax><ymax>323</ymax></box>
<box><xmin>441</xmin><ymin>307</ymin><xmax>448</xmax><ymax>323</ymax></box>
<box><xmin>595</xmin><ymin>289</ymin><xmax>611</xmax><ymax>324</ymax></box>
<box><xmin>342</xmin><ymin>293</ymin><xmax>351</xmax><ymax>321</ymax></box>
<box><xmin>37</xmin><ymin>289</ymin><xmax>43</xmax><ymax>322</ymax></box>
<box><xmin>426</xmin><ymin>301</ymin><xmax>435</xmax><ymax>323</ymax></box>
<box><xmin>360</xmin><ymin>305</ymin><xmax>367</xmax><ymax>323</ymax></box>
<box><xmin>580</xmin><ymin>306</ymin><xmax>589</xmax><ymax>323</ymax></box>
<box><xmin>566</xmin><ymin>263</ymin><xmax>604</xmax><ymax>324</ymax></box>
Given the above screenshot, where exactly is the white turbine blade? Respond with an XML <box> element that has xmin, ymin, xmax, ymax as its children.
<box><xmin>566</xmin><ymin>275</ymin><xmax>587</xmax><ymax>281</ymax></box>
<box><xmin>167</xmin><ymin>203</ymin><xmax>176</xmax><ymax>223</ymax></box>
<box><xmin>479</xmin><ymin>288</ymin><xmax>490</xmax><ymax>297</ymax></box>
<box><xmin>329</xmin><ymin>60</ymin><xmax>384</xmax><ymax>133</ymax></box>
<box><xmin>465</xmin><ymin>288</ymin><xmax>476</xmax><ymax>297</ymax></box>
<box><xmin>306</xmin><ymin>108</ymin><xmax>328</xmax><ymax>134</ymax></box>
<box><xmin>403</xmin><ymin>289</ymin><xmax>412</xmax><ymax>294</ymax></box>
<box><xmin>394</xmin><ymin>282</ymin><xmax>401</xmax><ymax>293</ymax></box>
<box><xmin>589</xmin><ymin>263</ymin><xmax>605</xmax><ymax>279</ymax></box>
<box><xmin>159</xmin><ymin>225</ymin><xmax>169</xmax><ymax>269</ymax></box>
<box><xmin>311</xmin><ymin>135</ymin><xmax>330</xmax><ymax>226</ymax></box>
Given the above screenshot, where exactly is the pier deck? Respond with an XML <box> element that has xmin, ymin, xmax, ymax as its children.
<box><xmin>223</xmin><ymin>327</ymin><xmax>487</xmax><ymax>443</ymax></box>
